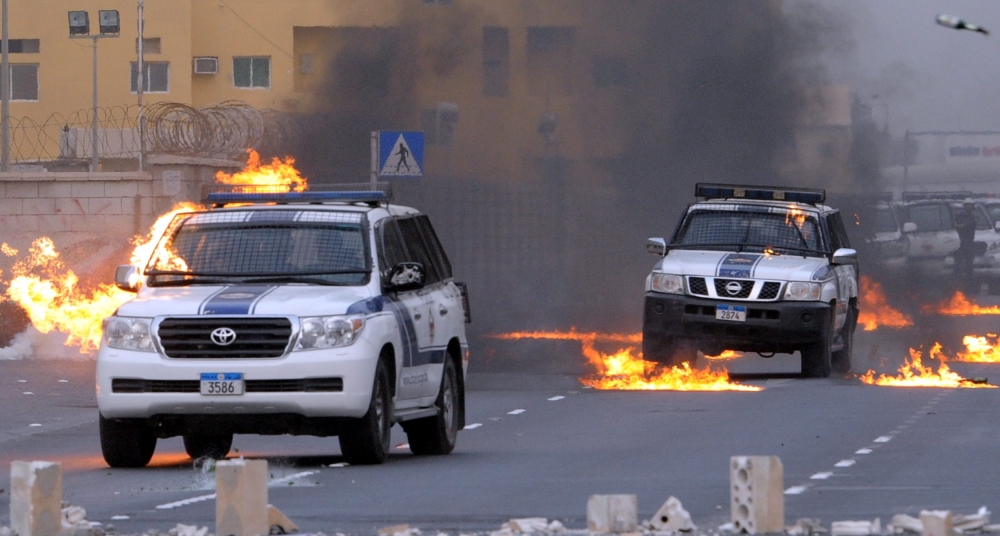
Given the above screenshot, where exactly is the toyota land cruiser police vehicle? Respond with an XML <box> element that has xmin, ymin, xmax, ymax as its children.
<box><xmin>643</xmin><ymin>184</ymin><xmax>859</xmax><ymax>378</ymax></box>
<box><xmin>97</xmin><ymin>185</ymin><xmax>470</xmax><ymax>468</ymax></box>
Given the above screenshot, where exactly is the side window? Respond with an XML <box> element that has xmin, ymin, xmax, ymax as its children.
<box><xmin>828</xmin><ymin>212</ymin><xmax>851</xmax><ymax>250</ymax></box>
<box><xmin>397</xmin><ymin>217</ymin><xmax>441</xmax><ymax>285</ymax></box>
<box><xmin>377</xmin><ymin>218</ymin><xmax>408</xmax><ymax>282</ymax></box>
<box><xmin>414</xmin><ymin>215</ymin><xmax>453</xmax><ymax>280</ymax></box>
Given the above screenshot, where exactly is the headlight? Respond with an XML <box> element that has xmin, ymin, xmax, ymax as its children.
<box><xmin>784</xmin><ymin>282</ymin><xmax>822</xmax><ymax>301</ymax></box>
<box><xmin>650</xmin><ymin>273</ymin><xmax>684</xmax><ymax>294</ymax></box>
<box><xmin>102</xmin><ymin>316</ymin><xmax>155</xmax><ymax>351</ymax></box>
<box><xmin>295</xmin><ymin>315</ymin><xmax>365</xmax><ymax>351</ymax></box>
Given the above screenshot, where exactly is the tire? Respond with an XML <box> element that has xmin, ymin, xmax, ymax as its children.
<box><xmin>339</xmin><ymin>359</ymin><xmax>392</xmax><ymax>465</ymax></box>
<box><xmin>831</xmin><ymin>307</ymin><xmax>856</xmax><ymax>375</ymax></box>
<box><xmin>183</xmin><ymin>433</ymin><xmax>233</xmax><ymax>460</ymax></box>
<box><xmin>642</xmin><ymin>333</ymin><xmax>698</xmax><ymax>367</ymax></box>
<box><xmin>801</xmin><ymin>312</ymin><xmax>833</xmax><ymax>379</ymax></box>
<box><xmin>405</xmin><ymin>358</ymin><xmax>460</xmax><ymax>456</ymax></box>
<box><xmin>100</xmin><ymin>414</ymin><xmax>157</xmax><ymax>468</ymax></box>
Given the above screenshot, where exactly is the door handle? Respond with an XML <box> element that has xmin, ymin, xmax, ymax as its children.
<box><xmin>413</xmin><ymin>312</ymin><xmax>422</xmax><ymax>321</ymax></box>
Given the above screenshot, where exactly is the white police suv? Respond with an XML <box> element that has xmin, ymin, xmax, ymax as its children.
<box><xmin>97</xmin><ymin>185</ymin><xmax>470</xmax><ymax>468</ymax></box>
<box><xmin>644</xmin><ymin>184</ymin><xmax>859</xmax><ymax>378</ymax></box>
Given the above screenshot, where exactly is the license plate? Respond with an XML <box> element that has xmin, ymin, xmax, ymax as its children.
<box><xmin>716</xmin><ymin>304</ymin><xmax>747</xmax><ymax>322</ymax></box>
<box><xmin>200</xmin><ymin>373</ymin><xmax>244</xmax><ymax>395</ymax></box>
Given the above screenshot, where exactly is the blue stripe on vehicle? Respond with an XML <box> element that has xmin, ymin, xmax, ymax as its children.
<box><xmin>717</xmin><ymin>253</ymin><xmax>761</xmax><ymax>278</ymax></box>
<box><xmin>201</xmin><ymin>285</ymin><xmax>276</xmax><ymax>315</ymax></box>
<box><xmin>384</xmin><ymin>298</ymin><xmax>418</xmax><ymax>367</ymax></box>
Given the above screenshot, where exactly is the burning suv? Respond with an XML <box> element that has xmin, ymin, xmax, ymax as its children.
<box><xmin>643</xmin><ymin>184</ymin><xmax>859</xmax><ymax>378</ymax></box>
<box><xmin>97</xmin><ymin>185</ymin><xmax>470</xmax><ymax>468</ymax></box>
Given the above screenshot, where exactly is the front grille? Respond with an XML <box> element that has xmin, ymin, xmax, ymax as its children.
<box><xmin>688</xmin><ymin>277</ymin><xmax>709</xmax><ymax>296</ymax></box>
<box><xmin>158</xmin><ymin>317</ymin><xmax>293</xmax><ymax>359</ymax></box>
<box><xmin>111</xmin><ymin>377</ymin><xmax>343</xmax><ymax>393</ymax></box>
<box><xmin>758</xmin><ymin>282</ymin><xmax>782</xmax><ymax>300</ymax></box>
<box><xmin>715</xmin><ymin>279</ymin><xmax>753</xmax><ymax>299</ymax></box>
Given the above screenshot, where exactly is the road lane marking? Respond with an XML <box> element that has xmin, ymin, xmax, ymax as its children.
<box><xmin>463</xmin><ymin>423</ymin><xmax>482</xmax><ymax>430</ymax></box>
<box><xmin>270</xmin><ymin>471</ymin><xmax>316</xmax><ymax>485</ymax></box>
<box><xmin>156</xmin><ymin>493</ymin><xmax>215</xmax><ymax>510</ymax></box>
<box><xmin>873</xmin><ymin>436</ymin><xmax>892</xmax><ymax>443</ymax></box>
<box><xmin>548</xmin><ymin>396</ymin><xmax>565</xmax><ymax>401</ymax></box>
<box><xmin>855</xmin><ymin>448</ymin><xmax>873</xmax><ymax>455</ymax></box>
<box><xmin>810</xmin><ymin>472</ymin><xmax>833</xmax><ymax>480</ymax></box>
<box><xmin>110</xmin><ymin>516</ymin><xmax>129</xmax><ymax>520</ymax></box>
<box><xmin>784</xmin><ymin>485</ymin><xmax>809</xmax><ymax>495</ymax></box>
<box><xmin>834</xmin><ymin>459</ymin><xmax>856</xmax><ymax>468</ymax></box>
<box><xmin>508</xmin><ymin>409</ymin><xmax>526</xmax><ymax>415</ymax></box>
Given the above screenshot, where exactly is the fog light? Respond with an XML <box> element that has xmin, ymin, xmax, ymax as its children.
<box><xmin>654</xmin><ymin>303</ymin><xmax>666</xmax><ymax>314</ymax></box>
<box><xmin>800</xmin><ymin>312</ymin><xmax>813</xmax><ymax>324</ymax></box>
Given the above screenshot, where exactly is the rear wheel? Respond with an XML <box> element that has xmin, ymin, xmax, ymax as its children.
<box><xmin>831</xmin><ymin>307</ymin><xmax>856</xmax><ymax>374</ymax></box>
<box><xmin>100</xmin><ymin>414</ymin><xmax>157</xmax><ymax>468</ymax></box>
<box><xmin>339</xmin><ymin>359</ymin><xmax>392</xmax><ymax>465</ymax></box>
<box><xmin>405</xmin><ymin>358</ymin><xmax>460</xmax><ymax>455</ymax></box>
<box><xmin>183</xmin><ymin>432</ymin><xmax>233</xmax><ymax>460</ymax></box>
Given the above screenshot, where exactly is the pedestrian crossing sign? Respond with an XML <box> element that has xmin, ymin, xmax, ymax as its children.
<box><xmin>378</xmin><ymin>131</ymin><xmax>424</xmax><ymax>178</ymax></box>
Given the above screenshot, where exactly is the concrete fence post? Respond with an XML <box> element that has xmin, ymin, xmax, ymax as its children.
<box><xmin>216</xmin><ymin>459</ymin><xmax>268</xmax><ymax>536</ymax></box>
<box><xmin>10</xmin><ymin>461</ymin><xmax>62</xmax><ymax>536</ymax></box>
<box><xmin>730</xmin><ymin>456</ymin><xmax>784</xmax><ymax>534</ymax></box>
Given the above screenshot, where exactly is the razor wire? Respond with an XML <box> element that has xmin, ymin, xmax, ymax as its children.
<box><xmin>2</xmin><ymin>101</ymin><xmax>303</xmax><ymax>165</ymax></box>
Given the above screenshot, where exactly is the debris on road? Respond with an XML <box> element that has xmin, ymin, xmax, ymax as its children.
<box><xmin>268</xmin><ymin>504</ymin><xmax>299</xmax><ymax>534</ymax></box>
<box><xmin>830</xmin><ymin>518</ymin><xmax>880</xmax><ymax>536</ymax></box>
<box><xmin>955</xmin><ymin>507</ymin><xmax>992</xmax><ymax>532</ymax></box>
<box><xmin>167</xmin><ymin>524</ymin><xmax>208</xmax><ymax>536</ymax></box>
<box><xmin>731</xmin><ymin>456</ymin><xmax>784</xmax><ymax>535</ymax></box>
<box><xmin>920</xmin><ymin>510</ymin><xmax>953</xmax><ymax>536</ymax></box>
<box><xmin>786</xmin><ymin>518</ymin><xmax>827</xmax><ymax>536</ymax></box>
<box><xmin>587</xmin><ymin>494</ymin><xmax>639</xmax><ymax>534</ymax></box>
<box><xmin>378</xmin><ymin>525</ymin><xmax>415</xmax><ymax>536</ymax></box>
<box><xmin>647</xmin><ymin>497</ymin><xmax>696</xmax><ymax>533</ymax></box>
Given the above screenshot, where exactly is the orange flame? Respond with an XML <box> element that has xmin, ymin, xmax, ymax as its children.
<box><xmin>856</xmin><ymin>276</ymin><xmax>913</xmax><ymax>331</ymax></box>
<box><xmin>494</xmin><ymin>330</ymin><xmax>761</xmax><ymax>391</ymax></box>
<box><xmin>858</xmin><ymin>343</ymin><xmax>995</xmax><ymax>388</ymax></box>
<box><xmin>2</xmin><ymin>149</ymin><xmax>310</xmax><ymax>354</ymax></box>
<box><xmin>704</xmin><ymin>350</ymin><xmax>742</xmax><ymax>361</ymax></box>
<box><xmin>215</xmin><ymin>149</ymin><xmax>307</xmax><ymax>193</ymax></box>
<box><xmin>927</xmin><ymin>292</ymin><xmax>1000</xmax><ymax>315</ymax></box>
<box><xmin>955</xmin><ymin>334</ymin><xmax>1000</xmax><ymax>362</ymax></box>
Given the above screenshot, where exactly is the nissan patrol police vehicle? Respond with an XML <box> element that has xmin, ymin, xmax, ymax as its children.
<box><xmin>643</xmin><ymin>184</ymin><xmax>859</xmax><ymax>378</ymax></box>
<box><xmin>97</xmin><ymin>185</ymin><xmax>470</xmax><ymax>468</ymax></box>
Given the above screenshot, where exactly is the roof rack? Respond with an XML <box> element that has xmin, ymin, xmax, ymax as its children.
<box><xmin>900</xmin><ymin>190</ymin><xmax>973</xmax><ymax>201</ymax></box>
<box><xmin>695</xmin><ymin>183</ymin><xmax>825</xmax><ymax>204</ymax></box>
<box><xmin>202</xmin><ymin>183</ymin><xmax>393</xmax><ymax>207</ymax></box>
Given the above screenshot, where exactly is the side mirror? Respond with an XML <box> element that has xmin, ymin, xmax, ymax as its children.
<box><xmin>832</xmin><ymin>248</ymin><xmax>858</xmax><ymax>265</ymax></box>
<box><xmin>647</xmin><ymin>238</ymin><xmax>667</xmax><ymax>256</ymax></box>
<box><xmin>902</xmin><ymin>222</ymin><xmax>918</xmax><ymax>233</ymax></box>
<box><xmin>114</xmin><ymin>264</ymin><xmax>141</xmax><ymax>292</ymax></box>
<box><xmin>385</xmin><ymin>262</ymin><xmax>426</xmax><ymax>292</ymax></box>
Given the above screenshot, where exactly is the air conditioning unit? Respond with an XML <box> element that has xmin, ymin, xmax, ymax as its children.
<box><xmin>193</xmin><ymin>56</ymin><xmax>218</xmax><ymax>74</ymax></box>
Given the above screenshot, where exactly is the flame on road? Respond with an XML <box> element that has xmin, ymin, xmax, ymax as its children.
<box><xmin>494</xmin><ymin>330</ymin><xmax>761</xmax><ymax>391</ymax></box>
<box><xmin>857</xmin><ymin>276</ymin><xmax>913</xmax><ymax>331</ymax></box>
<box><xmin>956</xmin><ymin>334</ymin><xmax>1000</xmax><ymax>362</ymax></box>
<box><xmin>704</xmin><ymin>350</ymin><xmax>742</xmax><ymax>361</ymax></box>
<box><xmin>928</xmin><ymin>292</ymin><xmax>1000</xmax><ymax>315</ymax></box>
<box><xmin>859</xmin><ymin>343</ymin><xmax>996</xmax><ymax>388</ymax></box>
<box><xmin>2</xmin><ymin>149</ymin><xmax>309</xmax><ymax>354</ymax></box>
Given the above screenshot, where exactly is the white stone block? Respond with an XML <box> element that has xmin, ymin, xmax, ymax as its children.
<box><xmin>7</xmin><ymin>183</ymin><xmax>38</xmax><ymax>198</ymax></box>
<box><xmin>377</xmin><ymin>524</ymin><xmax>410</xmax><ymax>536</ymax></box>
<box><xmin>216</xmin><ymin>459</ymin><xmax>268</xmax><ymax>536</ymax></box>
<box><xmin>267</xmin><ymin>505</ymin><xmax>298</xmax><ymax>534</ymax></box>
<box><xmin>649</xmin><ymin>496</ymin><xmax>696</xmax><ymax>533</ymax></box>
<box><xmin>587</xmin><ymin>494</ymin><xmax>638</xmax><ymax>533</ymax></box>
<box><xmin>70</xmin><ymin>182</ymin><xmax>103</xmax><ymax>198</ymax></box>
<box><xmin>10</xmin><ymin>461</ymin><xmax>63</xmax><ymax>536</ymax></box>
<box><xmin>831</xmin><ymin>518</ymin><xmax>880</xmax><ymax>536</ymax></box>
<box><xmin>921</xmin><ymin>511</ymin><xmax>953</xmax><ymax>536</ymax></box>
<box><xmin>730</xmin><ymin>456</ymin><xmax>784</xmax><ymax>535</ymax></box>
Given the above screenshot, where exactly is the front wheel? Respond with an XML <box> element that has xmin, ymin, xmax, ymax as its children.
<box><xmin>801</xmin><ymin>312</ymin><xmax>833</xmax><ymax>378</ymax></box>
<box><xmin>100</xmin><ymin>414</ymin><xmax>157</xmax><ymax>468</ymax></box>
<box><xmin>339</xmin><ymin>359</ymin><xmax>392</xmax><ymax>465</ymax></box>
<box><xmin>831</xmin><ymin>307</ymin><xmax>856</xmax><ymax>374</ymax></box>
<box><xmin>183</xmin><ymin>433</ymin><xmax>233</xmax><ymax>460</ymax></box>
<box><xmin>642</xmin><ymin>333</ymin><xmax>698</xmax><ymax>367</ymax></box>
<box><xmin>405</xmin><ymin>358</ymin><xmax>460</xmax><ymax>455</ymax></box>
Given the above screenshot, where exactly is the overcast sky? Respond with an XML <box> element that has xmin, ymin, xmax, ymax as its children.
<box><xmin>808</xmin><ymin>0</ymin><xmax>1000</xmax><ymax>134</ymax></box>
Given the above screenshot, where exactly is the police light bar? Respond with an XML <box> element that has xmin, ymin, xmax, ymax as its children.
<box><xmin>901</xmin><ymin>191</ymin><xmax>973</xmax><ymax>201</ymax></box>
<box><xmin>202</xmin><ymin>183</ymin><xmax>393</xmax><ymax>206</ymax></box>
<box><xmin>695</xmin><ymin>183</ymin><xmax>825</xmax><ymax>204</ymax></box>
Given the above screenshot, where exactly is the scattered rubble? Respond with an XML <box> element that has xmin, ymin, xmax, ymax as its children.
<box><xmin>378</xmin><ymin>525</ymin><xmax>416</xmax><ymax>536</ymax></box>
<box><xmin>647</xmin><ymin>497</ymin><xmax>696</xmax><ymax>533</ymax></box>
<box><xmin>268</xmin><ymin>505</ymin><xmax>299</xmax><ymax>534</ymax></box>
<box><xmin>786</xmin><ymin>518</ymin><xmax>828</xmax><ymax>536</ymax></box>
<box><xmin>830</xmin><ymin>518</ymin><xmax>880</xmax><ymax>536</ymax></box>
<box><xmin>167</xmin><ymin>525</ymin><xmax>208</xmax><ymax>536</ymax></box>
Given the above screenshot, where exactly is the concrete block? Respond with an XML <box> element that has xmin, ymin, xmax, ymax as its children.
<box><xmin>0</xmin><ymin>198</ymin><xmax>23</xmax><ymax>215</ymax></box>
<box><xmin>7</xmin><ymin>183</ymin><xmax>39</xmax><ymax>198</ymax></box>
<box><xmin>10</xmin><ymin>461</ymin><xmax>63</xmax><ymax>536</ymax></box>
<box><xmin>22</xmin><ymin>198</ymin><xmax>56</xmax><ymax>216</ymax></box>
<box><xmin>38</xmin><ymin>183</ymin><xmax>72</xmax><ymax>198</ymax></box>
<box><xmin>506</xmin><ymin>518</ymin><xmax>548</xmax><ymax>533</ymax></box>
<box><xmin>88</xmin><ymin>198</ymin><xmax>122</xmax><ymax>215</ymax></box>
<box><xmin>215</xmin><ymin>459</ymin><xmax>268</xmax><ymax>536</ymax></box>
<box><xmin>38</xmin><ymin>216</ymin><xmax>69</xmax><ymax>236</ymax></box>
<box><xmin>831</xmin><ymin>519</ymin><xmax>880</xmax><ymax>536</ymax></box>
<box><xmin>921</xmin><ymin>511</ymin><xmax>953</xmax><ymax>536</ymax></box>
<box><xmin>104</xmin><ymin>181</ymin><xmax>138</xmax><ymax>198</ymax></box>
<box><xmin>54</xmin><ymin>198</ymin><xmax>86</xmax><ymax>215</ymax></box>
<box><xmin>587</xmin><ymin>494</ymin><xmax>638</xmax><ymax>533</ymax></box>
<box><xmin>377</xmin><ymin>525</ymin><xmax>410</xmax><ymax>536</ymax></box>
<box><xmin>121</xmin><ymin>197</ymin><xmax>137</xmax><ymax>215</ymax></box>
<box><xmin>731</xmin><ymin>456</ymin><xmax>784</xmax><ymax>535</ymax></box>
<box><xmin>136</xmin><ymin>181</ymin><xmax>153</xmax><ymax>197</ymax></box>
<box><xmin>70</xmin><ymin>182</ymin><xmax>103</xmax><ymax>198</ymax></box>
<box><xmin>267</xmin><ymin>505</ymin><xmax>298</xmax><ymax>534</ymax></box>
<box><xmin>649</xmin><ymin>496</ymin><xmax>696</xmax><ymax>533</ymax></box>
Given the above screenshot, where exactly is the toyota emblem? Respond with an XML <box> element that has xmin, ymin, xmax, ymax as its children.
<box><xmin>210</xmin><ymin>327</ymin><xmax>237</xmax><ymax>346</ymax></box>
<box><xmin>725</xmin><ymin>281</ymin><xmax>743</xmax><ymax>296</ymax></box>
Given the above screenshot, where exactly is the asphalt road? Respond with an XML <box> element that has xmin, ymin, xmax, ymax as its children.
<box><xmin>1</xmin><ymin>326</ymin><xmax>999</xmax><ymax>535</ymax></box>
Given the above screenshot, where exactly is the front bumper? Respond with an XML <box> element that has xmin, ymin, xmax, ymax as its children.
<box><xmin>642</xmin><ymin>293</ymin><xmax>832</xmax><ymax>354</ymax></box>
<box><xmin>96</xmin><ymin>339</ymin><xmax>380</xmax><ymax>422</ymax></box>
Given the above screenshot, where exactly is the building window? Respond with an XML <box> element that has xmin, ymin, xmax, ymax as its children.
<box><xmin>422</xmin><ymin>102</ymin><xmax>459</xmax><ymax>147</ymax></box>
<box><xmin>593</xmin><ymin>56</ymin><xmax>628</xmax><ymax>88</ymax></box>
<box><xmin>135</xmin><ymin>37</ymin><xmax>161</xmax><ymax>54</ymax></box>
<box><xmin>482</xmin><ymin>27</ymin><xmax>509</xmax><ymax>97</ymax></box>
<box><xmin>233</xmin><ymin>56</ymin><xmax>270</xmax><ymax>89</ymax></box>
<box><xmin>9</xmin><ymin>39</ymin><xmax>39</xmax><ymax>53</ymax></box>
<box><xmin>11</xmin><ymin>64</ymin><xmax>38</xmax><ymax>101</ymax></box>
<box><xmin>527</xmin><ymin>26</ymin><xmax>575</xmax><ymax>96</ymax></box>
<box><xmin>299</xmin><ymin>53</ymin><xmax>313</xmax><ymax>75</ymax></box>
<box><xmin>130</xmin><ymin>62</ymin><xmax>169</xmax><ymax>93</ymax></box>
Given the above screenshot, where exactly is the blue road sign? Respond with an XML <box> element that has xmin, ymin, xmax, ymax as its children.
<box><xmin>378</xmin><ymin>131</ymin><xmax>424</xmax><ymax>178</ymax></box>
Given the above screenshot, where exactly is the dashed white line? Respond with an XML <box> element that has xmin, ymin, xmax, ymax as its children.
<box><xmin>873</xmin><ymin>435</ymin><xmax>892</xmax><ymax>443</ymax></box>
<box><xmin>156</xmin><ymin>493</ymin><xmax>215</xmax><ymax>510</ymax></box>
<box><xmin>28</xmin><ymin>424</ymin><xmax>41</xmax><ymax>427</ymax></box>
<box><xmin>784</xmin><ymin>485</ymin><xmax>809</xmax><ymax>495</ymax></box>
<box><xmin>269</xmin><ymin>471</ymin><xmax>316</xmax><ymax>485</ymax></box>
<box><xmin>508</xmin><ymin>409</ymin><xmax>526</xmax><ymax>415</ymax></box>
<box><xmin>463</xmin><ymin>423</ymin><xmax>482</xmax><ymax>430</ymax></box>
<box><xmin>855</xmin><ymin>448</ymin><xmax>873</xmax><ymax>455</ymax></box>
<box><xmin>110</xmin><ymin>516</ymin><xmax>129</xmax><ymax>521</ymax></box>
<box><xmin>834</xmin><ymin>459</ymin><xmax>856</xmax><ymax>468</ymax></box>
<box><xmin>810</xmin><ymin>472</ymin><xmax>833</xmax><ymax>480</ymax></box>
<box><xmin>547</xmin><ymin>396</ymin><xmax>565</xmax><ymax>401</ymax></box>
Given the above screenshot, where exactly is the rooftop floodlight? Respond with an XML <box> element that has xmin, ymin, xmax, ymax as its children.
<box><xmin>98</xmin><ymin>10</ymin><xmax>120</xmax><ymax>35</ymax></box>
<box><xmin>68</xmin><ymin>10</ymin><xmax>90</xmax><ymax>36</ymax></box>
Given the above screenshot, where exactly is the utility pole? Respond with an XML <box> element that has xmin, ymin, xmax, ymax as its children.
<box><xmin>91</xmin><ymin>35</ymin><xmax>99</xmax><ymax>171</ymax></box>
<box><xmin>137</xmin><ymin>0</ymin><xmax>144</xmax><ymax>171</ymax></box>
<box><xmin>2</xmin><ymin>0</ymin><xmax>10</xmax><ymax>172</ymax></box>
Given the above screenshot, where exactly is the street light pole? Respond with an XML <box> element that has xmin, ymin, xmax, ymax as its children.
<box><xmin>91</xmin><ymin>35</ymin><xmax>99</xmax><ymax>171</ymax></box>
<box><xmin>2</xmin><ymin>0</ymin><xmax>10</xmax><ymax>172</ymax></box>
<box><xmin>137</xmin><ymin>0</ymin><xmax>144</xmax><ymax>171</ymax></box>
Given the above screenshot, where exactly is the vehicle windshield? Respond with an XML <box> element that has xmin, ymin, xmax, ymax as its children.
<box><xmin>874</xmin><ymin>207</ymin><xmax>899</xmax><ymax>233</ymax></box>
<box><xmin>902</xmin><ymin>204</ymin><xmax>952</xmax><ymax>232</ymax></box>
<box><xmin>144</xmin><ymin>210</ymin><xmax>370</xmax><ymax>287</ymax></box>
<box><xmin>673</xmin><ymin>208</ymin><xmax>825</xmax><ymax>256</ymax></box>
